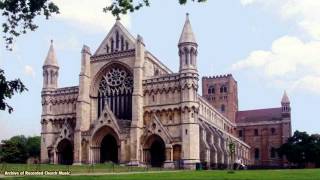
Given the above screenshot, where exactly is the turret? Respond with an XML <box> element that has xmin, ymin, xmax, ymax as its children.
<box><xmin>178</xmin><ymin>13</ymin><xmax>198</xmax><ymax>74</ymax></box>
<box><xmin>42</xmin><ymin>40</ymin><xmax>59</xmax><ymax>90</ymax></box>
<box><xmin>178</xmin><ymin>14</ymin><xmax>200</xmax><ymax>169</ymax></box>
<box><xmin>74</xmin><ymin>45</ymin><xmax>92</xmax><ymax>164</ymax></box>
<box><xmin>281</xmin><ymin>91</ymin><xmax>291</xmax><ymax>117</ymax></box>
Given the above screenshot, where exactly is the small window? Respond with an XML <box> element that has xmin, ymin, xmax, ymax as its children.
<box><xmin>270</xmin><ymin>147</ymin><xmax>277</xmax><ymax>158</ymax></box>
<box><xmin>208</xmin><ymin>86</ymin><xmax>215</xmax><ymax>94</ymax></box>
<box><xmin>254</xmin><ymin>148</ymin><xmax>260</xmax><ymax>160</ymax></box>
<box><xmin>185</xmin><ymin>129</ymin><xmax>188</xmax><ymax>135</ymax></box>
<box><xmin>238</xmin><ymin>130</ymin><xmax>243</xmax><ymax>137</ymax></box>
<box><xmin>221</xmin><ymin>104</ymin><xmax>225</xmax><ymax>112</ymax></box>
<box><xmin>110</xmin><ymin>38</ymin><xmax>114</xmax><ymax>52</ymax></box>
<box><xmin>271</xmin><ymin>128</ymin><xmax>276</xmax><ymax>135</ymax></box>
<box><xmin>152</xmin><ymin>95</ymin><xmax>155</xmax><ymax>102</ymax></box>
<box><xmin>220</xmin><ymin>86</ymin><xmax>228</xmax><ymax>93</ymax></box>
<box><xmin>254</xmin><ymin>129</ymin><xmax>259</xmax><ymax>136</ymax></box>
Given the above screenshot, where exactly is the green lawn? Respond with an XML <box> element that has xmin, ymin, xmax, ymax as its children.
<box><xmin>1</xmin><ymin>164</ymin><xmax>320</xmax><ymax>180</ymax></box>
<box><xmin>0</xmin><ymin>163</ymin><xmax>166</xmax><ymax>174</ymax></box>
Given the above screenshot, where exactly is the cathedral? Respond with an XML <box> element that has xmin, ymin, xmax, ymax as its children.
<box><xmin>40</xmin><ymin>14</ymin><xmax>291</xmax><ymax>169</ymax></box>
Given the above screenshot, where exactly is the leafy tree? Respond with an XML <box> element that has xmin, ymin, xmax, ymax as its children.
<box><xmin>0</xmin><ymin>69</ymin><xmax>28</xmax><ymax>113</ymax></box>
<box><xmin>278</xmin><ymin>131</ymin><xmax>320</xmax><ymax>167</ymax></box>
<box><xmin>0</xmin><ymin>135</ymin><xmax>41</xmax><ymax>163</ymax></box>
<box><xmin>104</xmin><ymin>0</ymin><xmax>206</xmax><ymax>18</ymax></box>
<box><xmin>0</xmin><ymin>135</ymin><xmax>28</xmax><ymax>163</ymax></box>
<box><xmin>26</xmin><ymin>136</ymin><xmax>41</xmax><ymax>158</ymax></box>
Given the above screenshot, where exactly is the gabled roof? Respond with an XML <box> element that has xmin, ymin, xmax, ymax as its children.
<box><xmin>179</xmin><ymin>13</ymin><xmax>197</xmax><ymax>44</ymax></box>
<box><xmin>236</xmin><ymin>108</ymin><xmax>283</xmax><ymax>123</ymax></box>
<box><xmin>44</xmin><ymin>40</ymin><xmax>58</xmax><ymax>67</ymax></box>
<box><xmin>93</xmin><ymin>19</ymin><xmax>136</xmax><ymax>56</ymax></box>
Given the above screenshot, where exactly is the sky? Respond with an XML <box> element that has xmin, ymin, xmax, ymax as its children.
<box><xmin>0</xmin><ymin>0</ymin><xmax>319</xmax><ymax>140</ymax></box>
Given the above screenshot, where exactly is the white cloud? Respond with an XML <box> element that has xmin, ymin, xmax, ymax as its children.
<box><xmin>291</xmin><ymin>76</ymin><xmax>320</xmax><ymax>95</ymax></box>
<box><xmin>234</xmin><ymin>1</ymin><xmax>320</xmax><ymax>94</ymax></box>
<box><xmin>24</xmin><ymin>65</ymin><xmax>35</xmax><ymax>78</ymax></box>
<box><xmin>52</xmin><ymin>0</ymin><xmax>130</xmax><ymax>32</ymax></box>
<box><xmin>240</xmin><ymin>0</ymin><xmax>320</xmax><ymax>39</ymax></box>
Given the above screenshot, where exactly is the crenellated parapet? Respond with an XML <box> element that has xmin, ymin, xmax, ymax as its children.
<box><xmin>202</xmin><ymin>74</ymin><xmax>232</xmax><ymax>79</ymax></box>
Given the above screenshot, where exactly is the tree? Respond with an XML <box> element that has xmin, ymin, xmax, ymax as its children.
<box><xmin>0</xmin><ymin>135</ymin><xmax>28</xmax><ymax>163</ymax></box>
<box><xmin>0</xmin><ymin>135</ymin><xmax>41</xmax><ymax>163</ymax></box>
<box><xmin>105</xmin><ymin>0</ymin><xmax>206</xmax><ymax>18</ymax></box>
<box><xmin>0</xmin><ymin>69</ymin><xmax>28</xmax><ymax>113</ymax></box>
<box><xmin>278</xmin><ymin>131</ymin><xmax>320</xmax><ymax>168</ymax></box>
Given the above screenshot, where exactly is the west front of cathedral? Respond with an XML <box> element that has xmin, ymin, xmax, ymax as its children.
<box><xmin>40</xmin><ymin>15</ymin><xmax>291</xmax><ymax>169</ymax></box>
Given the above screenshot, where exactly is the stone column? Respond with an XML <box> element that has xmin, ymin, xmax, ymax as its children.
<box><xmin>164</xmin><ymin>146</ymin><xmax>174</xmax><ymax>168</ymax></box>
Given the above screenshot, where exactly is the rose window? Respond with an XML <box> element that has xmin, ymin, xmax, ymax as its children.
<box><xmin>97</xmin><ymin>66</ymin><xmax>133</xmax><ymax>120</ymax></box>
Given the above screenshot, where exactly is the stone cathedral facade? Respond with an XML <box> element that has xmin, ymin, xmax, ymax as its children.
<box><xmin>40</xmin><ymin>15</ymin><xmax>291</xmax><ymax>169</ymax></box>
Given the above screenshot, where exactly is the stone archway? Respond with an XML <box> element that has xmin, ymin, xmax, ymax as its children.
<box><xmin>91</xmin><ymin>125</ymin><xmax>120</xmax><ymax>164</ymax></box>
<box><xmin>100</xmin><ymin>134</ymin><xmax>118</xmax><ymax>163</ymax></box>
<box><xmin>144</xmin><ymin>135</ymin><xmax>166</xmax><ymax>167</ymax></box>
<box><xmin>57</xmin><ymin>139</ymin><xmax>73</xmax><ymax>165</ymax></box>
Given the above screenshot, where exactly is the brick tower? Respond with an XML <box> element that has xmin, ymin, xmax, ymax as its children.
<box><xmin>202</xmin><ymin>74</ymin><xmax>238</xmax><ymax>122</ymax></box>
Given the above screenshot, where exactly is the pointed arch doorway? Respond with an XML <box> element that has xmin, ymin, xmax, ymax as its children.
<box><xmin>100</xmin><ymin>134</ymin><xmax>118</xmax><ymax>163</ymax></box>
<box><xmin>144</xmin><ymin>135</ymin><xmax>166</xmax><ymax>167</ymax></box>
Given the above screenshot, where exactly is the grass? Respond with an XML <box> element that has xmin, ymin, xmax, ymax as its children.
<box><xmin>0</xmin><ymin>164</ymin><xmax>320</xmax><ymax>180</ymax></box>
<box><xmin>0</xmin><ymin>163</ymin><xmax>167</xmax><ymax>174</ymax></box>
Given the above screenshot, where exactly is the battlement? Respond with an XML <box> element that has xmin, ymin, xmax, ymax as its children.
<box><xmin>202</xmin><ymin>74</ymin><xmax>233</xmax><ymax>79</ymax></box>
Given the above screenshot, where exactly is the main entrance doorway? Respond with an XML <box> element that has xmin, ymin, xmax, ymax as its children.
<box><xmin>100</xmin><ymin>134</ymin><xmax>118</xmax><ymax>163</ymax></box>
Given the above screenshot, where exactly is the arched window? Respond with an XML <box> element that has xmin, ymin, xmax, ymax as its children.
<box><xmin>208</xmin><ymin>86</ymin><xmax>215</xmax><ymax>94</ymax></box>
<box><xmin>220</xmin><ymin>85</ymin><xmax>228</xmax><ymax>93</ymax></box>
<box><xmin>97</xmin><ymin>64</ymin><xmax>133</xmax><ymax>120</ymax></box>
<box><xmin>270</xmin><ymin>147</ymin><xmax>276</xmax><ymax>158</ymax></box>
<box><xmin>184</xmin><ymin>48</ymin><xmax>188</xmax><ymax>65</ymax></box>
<box><xmin>120</xmin><ymin>36</ymin><xmax>124</xmax><ymax>51</ymax></box>
<box><xmin>254</xmin><ymin>148</ymin><xmax>260</xmax><ymax>160</ymax></box>
<box><xmin>110</xmin><ymin>38</ymin><xmax>114</xmax><ymax>52</ymax></box>
<box><xmin>271</xmin><ymin>128</ymin><xmax>276</xmax><ymax>135</ymax></box>
<box><xmin>221</xmin><ymin>104</ymin><xmax>225</xmax><ymax>112</ymax></box>
<box><xmin>106</xmin><ymin>45</ymin><xmax>110</xmax><ymax>53</ymax></box>
<box><xmin>115</xmin><ymin>31</ymin><xmax>119</xmax><ymax>49</ymax></box>
<box><xmin>190</xmin><ymin>48</ymin><xmax>194</xmax><ymax>65</ymax></box>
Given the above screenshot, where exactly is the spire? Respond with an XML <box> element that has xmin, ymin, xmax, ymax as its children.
<box><xmin>179</xmin><ymin>13</ymin><xmax>197</xmax><ymax>45</ymax></box>
<box><xmin>44</xmin><ymin>40</ymin><xmax>58</xmax><ymax>67</ymax></box>
<box><xmin>281</xmin><ymin>90</ymin><xmax>290</xmax><ymax>103</ymax></box>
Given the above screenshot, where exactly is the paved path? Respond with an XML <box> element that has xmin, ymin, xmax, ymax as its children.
<box><xmin>0</xmin><ymin>170</ymin><xmax>182</xmax><ymax>178</ymax></box>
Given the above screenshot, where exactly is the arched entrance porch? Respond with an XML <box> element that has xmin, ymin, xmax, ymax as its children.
<box><xmin>91</xmin><ymin>125</ymin><xmax>120</xmax><ymax>164</ymax></box>
<box><xmin>57</xmin><ymin>139</ymin><xmax>73</xmax><ymax>165</ymax></box>
<box><xmin>143</xmin><ymin>135</ymin><xmax>166</xmax><ymax>167</ymax></box>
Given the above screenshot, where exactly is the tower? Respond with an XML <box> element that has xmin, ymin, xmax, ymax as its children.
<box><xmin>41</xmin><ymin>40</ymin><xmax>59</xmax><ymax>163</ymax></box>
<box><xmin>281</xmin><ymin>90</ymin><xmax>291</xmax><ymax>117</ymax></box>
<box><xmin>42</xmin><ymin>40</ymin><xmax>59</xmax><ymax>90</ymax></box>
<box><xmin>281</xmin><ymin>90</ymin><xmax>292</xmax><ymax>146</ymax></box>
<box><xmin>202</xmin><ymin>75</ymin><xmax>238</xmax><ymax>123</ymax></box>
<box><xmin>179</xmin><ymin>13</ymin><xmax>200</xmax><ymax>169</ymax></box>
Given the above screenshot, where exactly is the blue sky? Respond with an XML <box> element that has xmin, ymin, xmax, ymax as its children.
<box><xmin>0</xmin><ymin>0</ymin><xmax>319</xmax><ymax>140</ymax></box>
